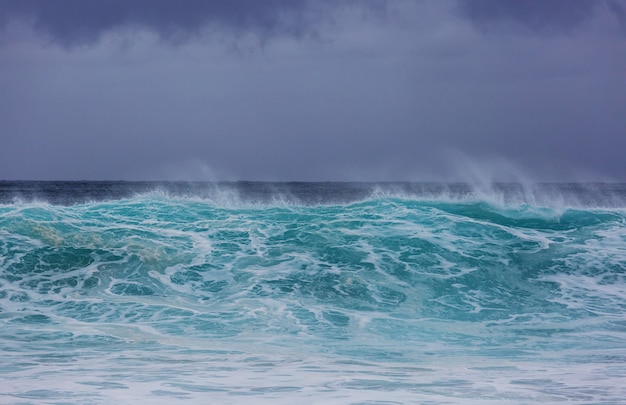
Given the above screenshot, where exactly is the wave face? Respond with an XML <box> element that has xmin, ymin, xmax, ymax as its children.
<box><xmin>1</xmin><ymin>182</ymin><xmax>626</xmax><ymax>403</ymax></box>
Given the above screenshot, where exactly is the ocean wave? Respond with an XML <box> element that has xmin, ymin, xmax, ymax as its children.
<box><xmin>3</xmin><ymin>181</ymin><xmax>626</xmax><ymax>208</ymax></box>
<box><xmin>1</xmin><ymin>182</ymin><xmax>625</xmax><ymax>403</ymax></box>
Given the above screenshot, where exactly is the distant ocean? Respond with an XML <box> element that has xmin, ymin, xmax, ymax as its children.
<box><xmin>1</xmin><ymin>181</ymin><xmax>626</xmax><ymax>404</ymax></box>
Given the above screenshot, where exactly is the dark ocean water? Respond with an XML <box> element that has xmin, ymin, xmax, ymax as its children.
<box><xmin>1</xmin><ymin>181</ymin><xmax>626</xmax><ymax>404</ymax></box>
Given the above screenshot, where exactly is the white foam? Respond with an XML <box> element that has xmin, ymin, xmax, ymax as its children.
<box><xmin>2</xmin><ymin>345</ymin><xmax>625</xmax><ymax>404</ymax></box>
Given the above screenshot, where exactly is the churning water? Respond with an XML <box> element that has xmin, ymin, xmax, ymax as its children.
<box><xmin>1</xmin><ymin>181</ymin><xmax>625</xmax><ymax>403</ymax></box>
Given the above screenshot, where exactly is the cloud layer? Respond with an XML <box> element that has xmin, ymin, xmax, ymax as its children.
<box><xmin>2</xmin><ymin>0</ymin><xmax>623</xmax><ymax>46</ymax></box>
<box><xmin>0</xmin><ymin>0</ymin><xmax>387</xmax><ymax>46</ymax></box>
<box><xmin>1</xmin><ymin>1</ymin><xmax>625</xmax><ymax>181</ymax></box>
<box><xmin>458</xmin><ymin>0</ymin><xmax>626</xmax><ymax>33</ymax></box>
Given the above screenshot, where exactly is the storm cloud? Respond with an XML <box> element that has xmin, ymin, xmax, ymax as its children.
<box><xmin>457</xmin><ymin>0</ymin><xmax>624</xmax><ymax>33</ymax></box>
<box><xmin>1</xmin><ymin>0</ymin><xmax>625</xmax><ymax>181</ymax></box>
<box><xmin>0</xmin><ymin>0</ymin><xmax>385</xmax><ymax>46</ymax></box>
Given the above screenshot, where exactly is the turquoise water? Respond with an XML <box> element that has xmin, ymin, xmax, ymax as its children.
<box><xmin>1</xmin><ymin>182</ymin><xmax>626</xmax><ymax>403</ymax></box>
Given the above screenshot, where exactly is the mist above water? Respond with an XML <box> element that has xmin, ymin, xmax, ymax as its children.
<box><xmin>1</xmin><ymin>180</ymin><xmax>625</xmax><ymax>209</ymax></box>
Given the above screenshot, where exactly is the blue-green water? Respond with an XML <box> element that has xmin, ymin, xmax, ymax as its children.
<box><xmin>1</xmin><ymin>182</ymin><xmax>626</xmax><ymax>403</ymax></box>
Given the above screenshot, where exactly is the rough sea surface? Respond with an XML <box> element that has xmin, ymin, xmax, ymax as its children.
<box><xmin>1</xmin><ymin>181</ymin><xmax>626</xmax><ymax>404</ymax></box>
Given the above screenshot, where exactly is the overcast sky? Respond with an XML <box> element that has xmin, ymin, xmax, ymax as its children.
<box><xmin>1</xmin><ymin>0</ymin><xmax>625</xmax><ymax>181</ymax></box>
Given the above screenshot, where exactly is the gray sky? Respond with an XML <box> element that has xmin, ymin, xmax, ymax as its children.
<box><xmin>1</xmin><ymin>0</ymin><xmax>625</xmax><ymax>181</ymax></box>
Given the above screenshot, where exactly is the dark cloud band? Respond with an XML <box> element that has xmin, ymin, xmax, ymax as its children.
<box><xmin>457</xmin><ymin>0</ymin><xmax>625</xmax><ymax>34</ymax></box>
<box><xmin>0</xmin><ymin>0</ymin><xmax>383</xmax><ymax>46</ymax></box>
